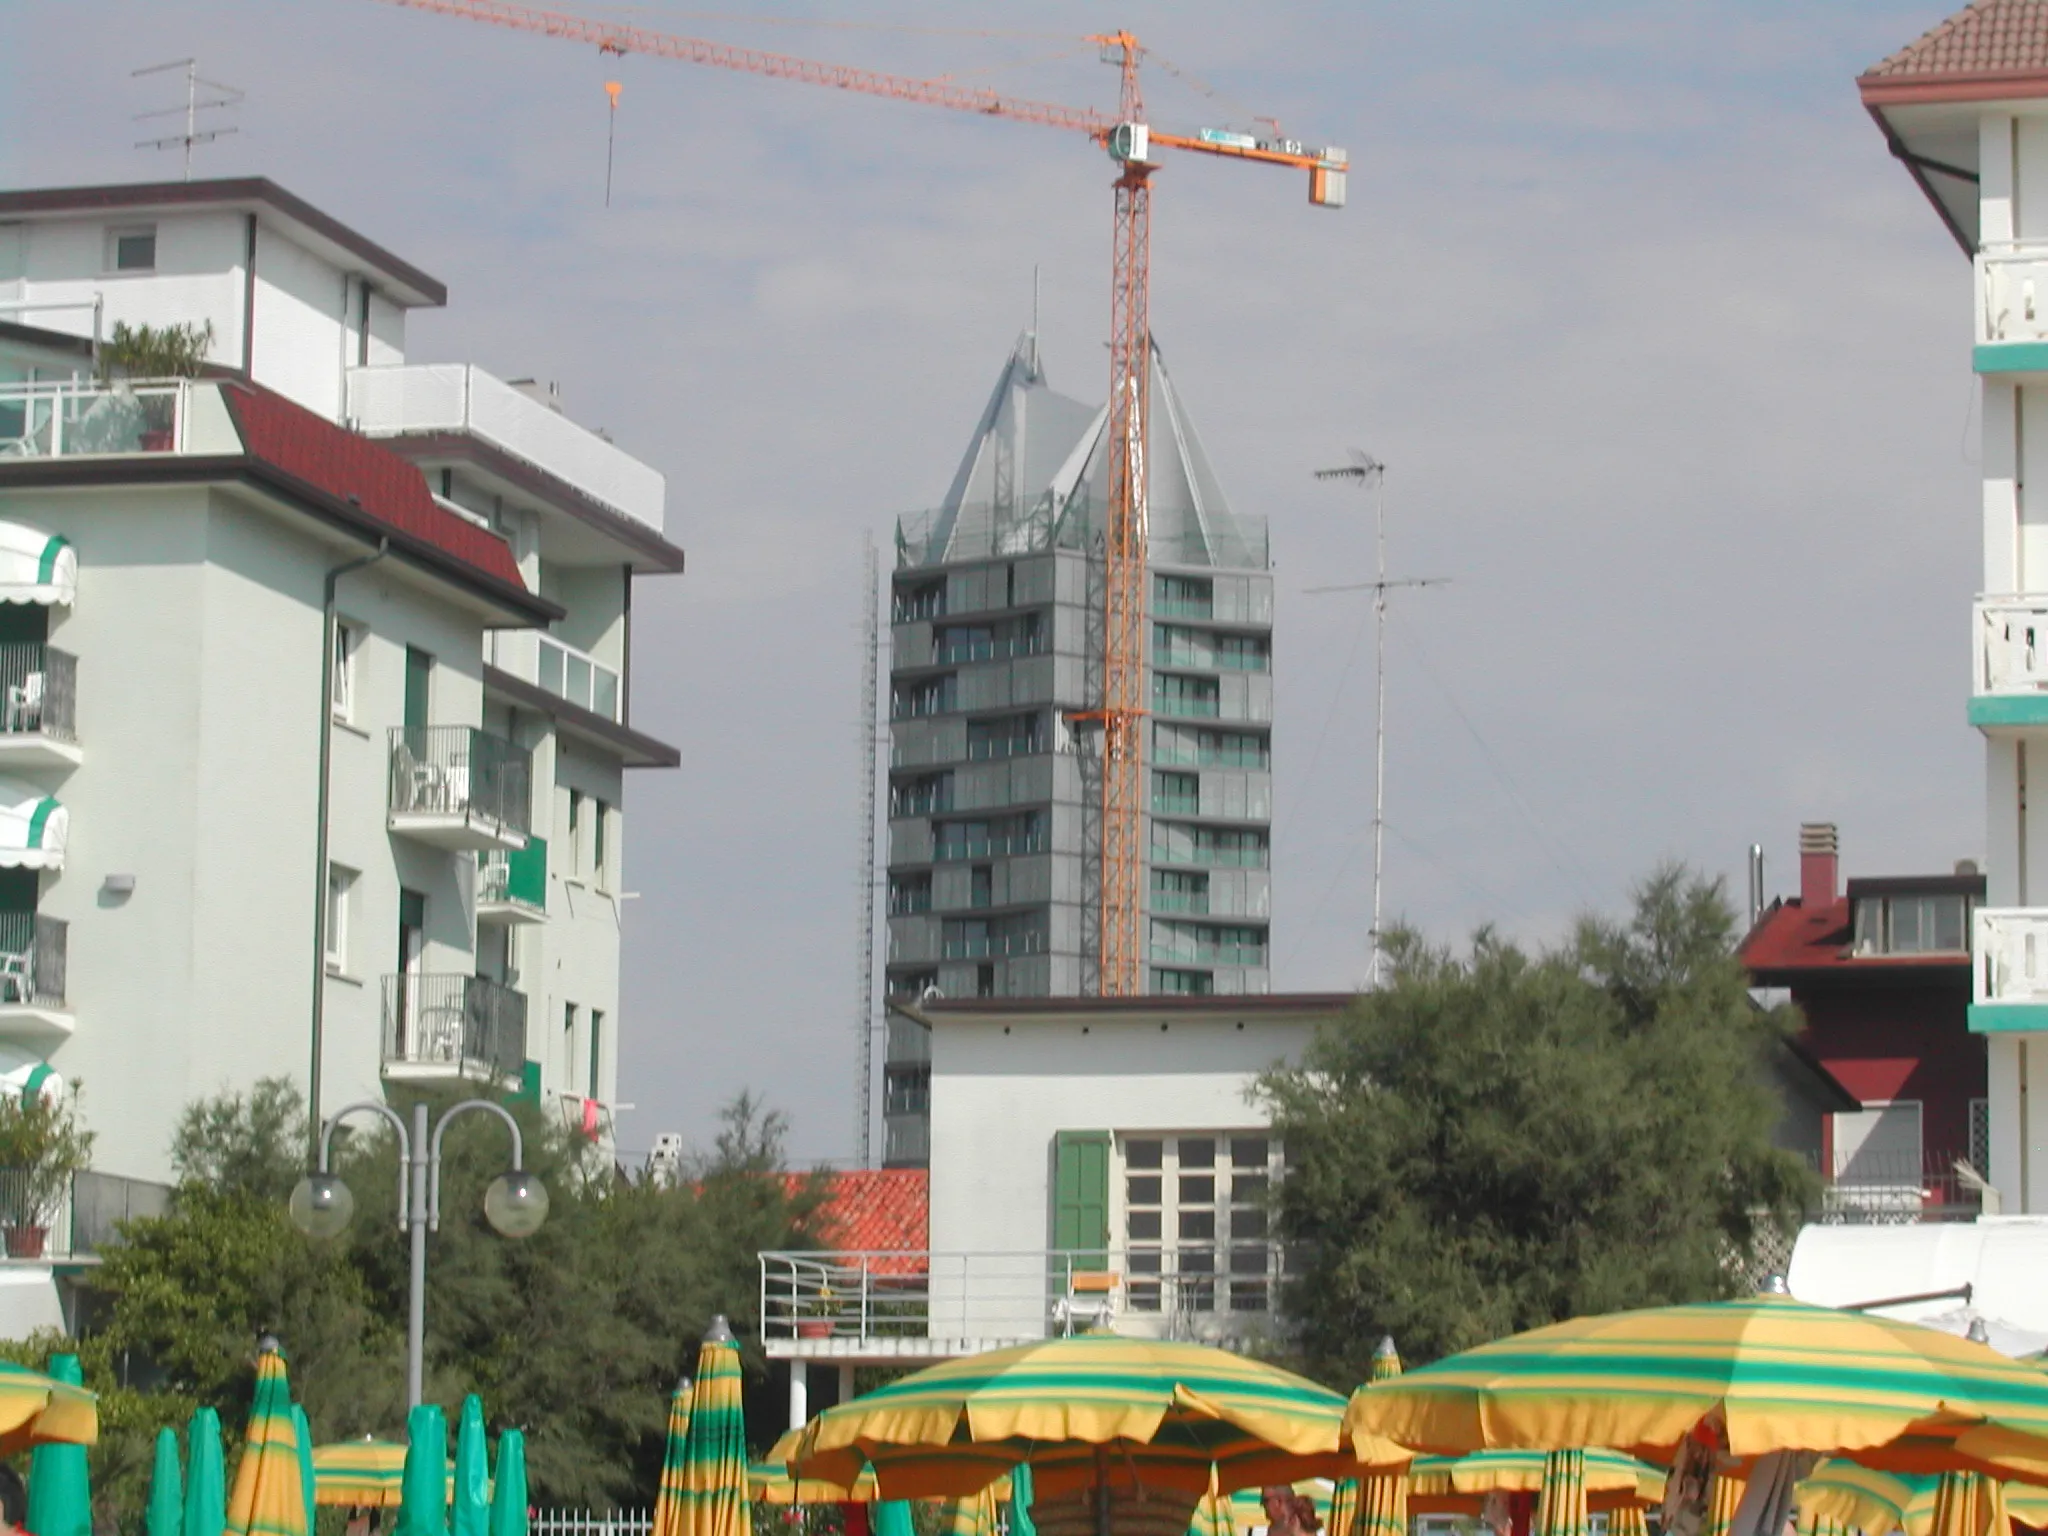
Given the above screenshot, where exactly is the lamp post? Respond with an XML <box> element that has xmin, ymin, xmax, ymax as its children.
<box><xmin>287</xmin><ymin>1098</ymin><xmax>549</xmax><ymax>1408</ymax></box>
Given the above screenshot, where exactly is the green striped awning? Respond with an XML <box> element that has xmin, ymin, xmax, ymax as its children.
<box><xmin>0</xmin><ymin>779</ymin><xmax>64</xmax><ymax>870</ymax></box>
<box><xmin>0</xmin><ymin>525</ymin><xmax>74</xmax><ymax>608</ymax></box>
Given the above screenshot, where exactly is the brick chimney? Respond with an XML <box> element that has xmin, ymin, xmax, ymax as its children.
<box><xmin>1799</xmin><ymin>822</ymin><xmax>1839</xmax><ymax>908</ymax></box>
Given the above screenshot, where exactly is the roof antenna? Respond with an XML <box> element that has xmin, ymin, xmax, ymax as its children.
<box><xmin>604</xmin><ymin>80</ymin><xmax>623</xmax><ymax>206</ymax></box>
<box><xmin>133</xmin><ymin>59</ymin><xmax>243</xmax><ymax>182</ymax></box>
<box><xmin>1027</xmin><ymin>264</ymin><xmax>1042</xmax><ymax>380</ymax></box>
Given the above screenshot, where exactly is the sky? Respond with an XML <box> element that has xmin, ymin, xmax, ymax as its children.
<box><xmin>0</xmin><ymin>0</ymin><xmax>1980</xmax><ymax>1166</ymax></box>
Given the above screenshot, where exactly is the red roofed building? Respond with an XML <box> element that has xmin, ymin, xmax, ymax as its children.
<box><xmin>790</xmin><ymin>1168</ymin><xmax>930</xmax><ymax>1276</ymax></box>
<box><xmin>1740</xmin><ymin>824</ymin><xmax>1988</xmax><ymax>1215</ymax></box>
<box><xmin>0</xmin><ymin>177</ymin><xmax>683</xmax><ymax>1266</ymax></box>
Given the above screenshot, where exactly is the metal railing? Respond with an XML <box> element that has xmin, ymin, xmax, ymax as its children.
<box><xmin>1150</xmin><ymin>943</ymin><xmax>1266</xmax><ymax>968</ymax></box>
<box><xmin>0</xmin><ymin>646</ymin><xmax>75</xmax><ymax>742</ymax></box>
<box><xmin>346</xmin><ymin>365</ymin><xmax>665</xmax><ymax>531</ymax></box>
<box><xmin>529</xmin><ymin>1512</ymin><xmax>650</xmax><ymax>1536</ymax></box>
<box><xmin>935</xmin><ymin>832</ymin><xmax>1047</xmax><ymax>861</ymax></box>
<box><xmin>759</xmin><ymin>1247</ymin><xmax>1286</xmax><ymax>1345</ymax></box>
<box><xmin>0</xmin><ymin>379</ymin><xmax>183</xmax><ymax>459</ymax></box>
<box><xmin>940</xmin><ymin>930</ymin><xmax>1047</xmax><ymax>959</ymax></box>
<box><xmin>1153</xmin><ymin>794</ymin><xmax>1201</xmax><ymax>816</ymax></box>
<box><xmin>478</xmin><ymin>836</ymin><xmax>548</xmax><ymax>912</ymax></box>
<box><xmin>1154</xmin><ymin>745</ymin><xmax>1269</xmax><ymax>770</ymax></box>
<box><xmin>1151</xmin><ymin>842</ymin><xmax>1270</xmax><ymax>869</ymax></box>
<box><xmin>1153</xmin><ymin>693</ymin><xmax>1221</xmax><ymax>720</ymax></box>
<box><xmin>388</xmin><ymin>726</ymin><xmax>532</xmax><ymax>837</ymax></box>
<box><xmin>938</xmin><ymin>635</ymin><xmax>1047</xmax><ymax>664</ymax></box>
<box><xmin>1810</xmin><ymin>1148</ymin><xmax>1984</xmax><ymax>1224</ymax></box>
<box><xmin>380</xmin><ymin>974</ymin><xmax>527</xmax><ymax>1082</ymax></box>
<box><xmin>965</xmin><ymin>734</ymin><xmax>1043</xmax><ymax>761</ymax></box>
<box><xmin>0</xmin><ymin>913</ymin><xmax>66</xmax><ymax>1009</ymax></box>
<box><xmin>1975</xmin><ymin>906</ymin><xmax>2048</xmax><ymax>1006</ymax></box>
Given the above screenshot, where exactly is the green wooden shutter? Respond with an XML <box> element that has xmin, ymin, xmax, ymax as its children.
<box><xmin>1051</xmin><ymin>1130</ymin><xmax>1111</xmax><ymax>1270</ymax></box>
<box><xmin>403</xmin><ymin>646</ymin><xmax>433</xmax><ymax>731</ymax></box>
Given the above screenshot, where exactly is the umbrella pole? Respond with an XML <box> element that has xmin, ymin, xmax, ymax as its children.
<box><xmin>1094</xmin><ymin>1447</ymin><xmax>1110</xmax><ymax>1536</ymax></box>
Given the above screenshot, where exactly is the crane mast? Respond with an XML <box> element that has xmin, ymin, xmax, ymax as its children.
<box><xmin>366</xmin><ymin>0</ymin><xmax>1345</xmax><ymax>996</ymax></box>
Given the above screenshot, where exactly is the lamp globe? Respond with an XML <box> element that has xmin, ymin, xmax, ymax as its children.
<box><xmin>288</xmin><ymin>1173</ymin><xmax>356</xmax><ymax>1240</ymax></box>
<box><xmin>483</xmin><ymin>1169</ymin><xmax>549</xmax><ymax>1238</ymax></box>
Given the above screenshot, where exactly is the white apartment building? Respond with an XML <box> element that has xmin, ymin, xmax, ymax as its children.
<box><xmin>0</xmin><ymin>178</ymin><xmax>681</xmax><ymax>1248</ymax></box>
<box><xmin>1863</xmin><ymin>2</ymin><xmax>2048</xmax><ymax>1214</ymax></box>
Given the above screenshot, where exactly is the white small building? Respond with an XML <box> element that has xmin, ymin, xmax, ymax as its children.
<box><xmin>761</xmin><ymin>992</ymin><xmax>1351</xmax><ymax>1427</ymax></box>
<box><xmin>0</xmin><ymin>178</ymin><xmax>682</xmax><ymax>1312</ymax></box>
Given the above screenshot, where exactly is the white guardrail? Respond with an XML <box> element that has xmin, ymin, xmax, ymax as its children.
<box><xmin>1977</xmin><ymin>907</ymin><xmax>2048</xmax><ymax>1007</ymax></box>
<box><xmin>1976</xmin><ymin>598</ymin><xmax>2048</xmax><ymax>696</ymax></box>
<box><xmin>346</xmin><ymin>365</ymin><xmax>665</xmax><ymax>533</ymax></box>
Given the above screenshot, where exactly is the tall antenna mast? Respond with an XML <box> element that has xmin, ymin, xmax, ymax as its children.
<box><xmin>853</xmin><ymin>532</ymin><xmax>882</xmax><ymax>1166</ymax></box>
<box><xmin>1310</xmin><ymin>452</ymin><xmax>1446</xmax><ymax>988</ymax></box>
<box><xmin>133</xmin><ymin>59</ymin><xmax>244</xmax><ymax>181</ymax></box>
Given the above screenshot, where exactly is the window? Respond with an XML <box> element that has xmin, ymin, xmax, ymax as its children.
<box><xmin>1215</xmin><ymin>634</ymin><xmax>1269</xmax><ymax>673</ymax></box>
<box><xmin>890</xmin><ymin>772</ymin><xmax>953</xmax><ymax>817</ymax></box>
<box><xmin>1829</xmin><ymin>1100</ymin><xmax>1924</xmax><ymax>1217</ymax></box>
<box><xmin>892</xmin><ymin>579</ymin><xmax>945</xmax><ymax>624</ymax></box>
<box><xmin>403</xmin><ymin>646</ymin><xmax>433</xmax><ymax>731</ymax></box>
<box><xmin>1154</xmin><ymin>725</ymin><xmax>1269</xmax><ymax>769</ymax></box>
<box><xmin>1152</xmin><ymin>967</ymin><xmax>1214</xmax><ymax>996</ymax></box>
<box><xmin>563</xmin><ymin>1002</ymin><xmax>580</xmax><ymax>1092</ymax></box>
<box><xmin>588</xmin><ymin>1009</ymin><xmax>605</xmax><ymax>1097</ymax></box>
<box><xmin>592</xmin><ymin>798</ymin><xmax>609</xmax><ymax>886</ymax></box>
<box><xmin>1154</xmin><ymin>575</ymin><xmax>1213</xmax><ymax>618</ymax></box>
<box><xmin>1152</xmin><ymin>920</ymin><xmax>1266</xmax><ymax>968</ymax></box>
<box><xmin>108</xmin><ymin>225</ymin><xmax>157</xmax><ymax>272</ymax></box>
<box><xmin>888</xmin><ymin>872</ymin><xmax>933</xmax><ymax>916</ymax></box>
<box><xmin>1119</xmin><ymin>1133</ymin><xmax>1283</xmax><ymax>1313</ymax></box>
<box><xmin>888</xmin><ymin>968</ymin><xmax>939</xmax><ymax>999</ymax></box>
<box><xmin>330</xmin><ymin>621</ymin><xmax>362</xmax><ymax>720</ymax></box>
<box><xmin>1153</xmin><ymin>771</ymin><xmax>1200</xmax><ymax>815</ymax></box>
<box><xmin>1851</xmin><ymin>892</ymin><xmax>1972</xmax><ymax>955</ymax></box>
<box><xmin>1151</xmin><ymin>822</ymin><xmax>1269</xmax><ymax>868</ymax></box>
<box><xmin>1152</xmin><ymin>674</ymin><xmax>1220</xmax><ymax>719</ymax></box>
<box><xmin>966</xmin><ymin>712</ymin><xmax>1043</xmax><ymax>760</ymax></box>
<box><xmin>324</xmin><ymin>865</ymin><xmax>357</xmax><ymax>972</ymax></box>
<box><xmin>1152</xmin><ymin>870</ymin><xmax>1208</xmax><ymax>914</ymax></box>
<box><xmin>566</xmin><ymin>790</ymin><xmax>585</xmax><ymax>874</ymax></box>
<box><xmin>891</xmin><ymin>674</ymin><xmax>957</xmax><ymax>720</ymax></box>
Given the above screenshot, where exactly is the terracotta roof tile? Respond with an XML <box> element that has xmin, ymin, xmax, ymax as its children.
<box><xmin>786</xmin><ymin>1169</ymin><xmax>929</xmax><ymax>1276</ymax></box>
<box><xmin>1739</xmin><ymin>897</ymin><xmax>1969</xmax><ymax>976</ymax></box>
<box><xmin>1866</xmin><ymin>0</ymin><xmax>2048</xmax><ymax>80</ymax></box>
<box><xmin>220</xmin><ymin>382</ymin><xmax>530</xmax><ymax>595</ymax></box>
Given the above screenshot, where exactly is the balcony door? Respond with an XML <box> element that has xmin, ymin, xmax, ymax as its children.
<box><xmin>403</xmin><ymin>646</ymin><xmax>433</xmax><ymax>732</ymax></box>
<box><xmin>395</xmin><ymin>889</ymin><xmax>425</xmax><ymax>1055</ymax></box>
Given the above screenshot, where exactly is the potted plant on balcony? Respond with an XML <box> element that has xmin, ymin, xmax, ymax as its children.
<box><xmin>0</xmin><ymin>1087</ymin><xmax>92</xmax><ymax>1260</ymax></box>
<box><xmin>792</xmin><ymin>1284</ymin><xmax>839</xmax><ymax>1340</ymax></box>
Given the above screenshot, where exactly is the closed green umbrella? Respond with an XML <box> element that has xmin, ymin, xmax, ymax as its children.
<box><xmin>487</xmin><ymin>1429</ymin><xmax>527</xmax><ymax>1536</ymax></box>
<box><xmin>291</xmin><ymin>1406</ymin><xmax>315</xmax><ymax>1536</ymax></box>
<box><xmin>1009</xmin><ymin>1463</ymin><xmax>1037</xmax><ymax>1536</ymax></box>
<box><xmin>147</xmin><ymin>1425</ymin><xmax>185</xmax><ymax>1536</ymax></box>
<box><xmin>186</xmin><ymin>1407</ymin><xmax>227</xmax><ymax>1536</ymax></box>
<box><xmin>873</xmin><ymin>1506</ymin><xmax>914</xmax><ymax>1536</ymax></box>
<box><xmin>28</xmin><ymin>1354</ymin><xmax>91</xmax><ymax>1536</ymax></box>
<box><xmin>453</xmin><ymin>1396</ymin><xmax>489</xmax><ymax>1536</ymax></box>
<box><xmin>397</xmin><ymin>1403</ymin><xmax>450</xmax><ymax>1536</ymax></box>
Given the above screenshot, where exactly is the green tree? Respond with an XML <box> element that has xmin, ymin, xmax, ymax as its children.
<box><xmin>97</xmin><ymin>321</ymin><xmax>214</xmax><ymax>381</ymax></box>
<box><xmin>1261</xmin><ymin>865</ymin><xmax>1816</xmax><ymax>1386</ymax></box>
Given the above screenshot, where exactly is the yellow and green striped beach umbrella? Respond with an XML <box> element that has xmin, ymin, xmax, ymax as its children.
<box><xmin>1351</xmin><ymin>1339</ymin><xmax>1407</xmax><ymax>1536</ymax></box>
<box><xmin>1533</xmin><ymin>1451</ymin><xmax>1586</xmax><ymax>1536</ymax></box>
<box><xmin>937</xmin><ymin>1483</ymin><xmax>1003</xmax><ymax>1536</ymax></box>
<box><xmin>1344</xmin><ymin>1294</ymin><xmax>2048</xmax><ymax>1473</ymax></box>
<box><xmin>226</xmin><ymin>1343</ymin><xmax>309</xmax><ymax>1536</ymax></box>
<box><xmin>313</xmin><ymin>1440</ymin><xmax>408</xmax><ymax>1509</ymax></box>
<box><xmin>748</xmin><ymin>1426</ymin><xmax>879</xmax><ymax>1505</ymax></box>
<box><xmin>1610</xmin><ymin>1508</ymin><xmax>1648</xmax><ymax>1536</ymax></box>
<box><xmin>652</xmin><ymin>1377</ymin><xmax>694</xmax><ymax>1536</ymax></box>
<box><xmin>792</xmin><ymin>1333</ymin><xmax>1408</xmax><ymax>1502</ymax></box>
<box><xmin>673</xmin><ymin>1318</ymin><xmax>751</xmax><ymax>1536</ymax></box>
<box><xmin>1405</xmin><ymin>1450</ymin><xmax>1663</xmax><ymax>1515</ymax></box>
<box><xmin>0</xmin><ymin>1354</ymin><xmax>96</xmax><ymax>1456</ymax></box>
<box><xmin>1796</xmin><ymin>1460</ymin><xmax>2048</xmax><ymax>1536</ymax></box>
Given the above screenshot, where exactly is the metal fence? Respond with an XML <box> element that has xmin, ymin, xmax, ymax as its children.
<box><xmin>388</xmin><ymin>726</ymin><xmax>532</xmax><ymax>837</ymax></box>
<box><xmin>0</xmin><ymin>645</ymin><xmax>75</xmax><ymax>741</ymax></box>
<box><xmin>0</xmin><ymin>912</ymin><xmax>66</xmax><ymax>1007</ymax></box>
<box><xmin>381</xmin><ymin>974</ymin><xmax>527</xmax><ymax>1082</ymax></box>
<box><xmin>1811</xmin><ymin>1147</ymin><xmax>1983</xmax><ymax>1224</ymax></box>
<box><xmin>529</xmin><ymin>1511</ymin><xmax>651</xmax><ymax>1536</ymax></box>
<box><xmin>69</xmin><ymin>1169</ymin><xmax>171</xmax><ymax>1254</ymax></box>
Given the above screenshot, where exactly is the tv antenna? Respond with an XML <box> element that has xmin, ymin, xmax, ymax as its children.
<box><xmin>1308</xmin><ymin>451</ymin><xmax>1448</xmax><ymax>989</ymax></box>
<box><xmin>133</xmin><ymin>59</ymin><xmax>244</xmax><ymax>181</ymax></box>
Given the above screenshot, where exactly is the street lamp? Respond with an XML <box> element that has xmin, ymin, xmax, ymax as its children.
<box><xmin>288</xmin><ymin>1098</ymin><xmax>548</xmax><ymax>1408</ymax></box>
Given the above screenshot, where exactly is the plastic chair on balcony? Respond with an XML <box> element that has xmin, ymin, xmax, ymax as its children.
<box><xmin>0</xmin><ymin>948</ymin><xmax>31</xmax><ymax>1005</ymax></box>
<box><xmin>1053</xmin><ymin>1270</ymin><xmax>1120</xmax><ymax>1335</ymax></box>
<box><xmin>413</xmin><ymin>1001</ymin><xmax>466</xmax><ymax>1063</ymax></box>
<box><xmin>4</xmin><ymin>671</ymin><xmax>43</xmax><ymax>734</ymax></box>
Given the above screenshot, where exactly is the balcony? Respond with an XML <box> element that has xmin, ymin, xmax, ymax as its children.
<box><xmin>388</xmin><ymin>726</ymin><xmax>531</xmax><ymax>852</ymax></box>
<box><xmin>0</xmin><ymin>378</ymin><xmax>241</xmax><ymax>460</ymax></box>
<box><xmin>0</xmin><ymin>646</ymin><xmax>77</xmax><ymax>770</ymax></box>
<box><xmin>477</xmin><ymin>836</ymin><xmax>548</xmax><ymax>926</ymax></box>
<box><xmin>0</xmin><ymin>913</ymin><xmax>69</xmax><ymax>1043</ymax></box>
<box><xmin>1808</xmin><ymin>1147</ymin><xmax>1985</xmax><ymax>1226</ymax></box>
<box><xmin>1971</xmin><ymin>907</ymin><xmax>2048</xmax><ymax>1031</ymax></box>
<box><xmin>1976</xmin><ymin>245</ymin><xmax>2048</xmax><ymax>376</ymax></box>
<box><xmin>1971</xmin><ymin>599</ymin><xmax>2048</xmax><ymax>728</ymax></box>
<box><xmin>345</xmin><ymin>365</ymin><xmax>665</xmax><ymax>532</ymax></box>
<box><xmin>758</xmin><ymin>1246</ymin><xmax>1284</xmax><ymax>1362</ymax></box>
<box><xmin>380</xmin><ymin>973</ymin><xmax>527</xmax><ymax>1086</ymax></box>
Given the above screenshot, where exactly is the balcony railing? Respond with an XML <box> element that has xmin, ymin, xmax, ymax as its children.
<box><xmin>1151</xmin><ymin>842</ymin><xmax>1269</xmax><ymax>869</ymax></box>
<box><xmin>0</xmin><ymin>379</ymin><xmax>180</xmax><ymax>458</ymax></box>
<box><xmin>938</xmin><ymin>636</ymin><xmax>1047</xmax><ymax>664</ymax></box>
<box><xmin>1809</xmin><ymin>1148</ymin><xmax>1984</xmax><ymax>1225</ymax></box>
<box><xmin>1150</xmin><ymin>942</ymin><xmax>1267</xmax><ymax>968</ymax></box>
<box><xmin>537</xmin><ymin>636</ymin><xmax>621</xmax><ymax>723</ymax></box>
<box><xmin>0</xmin><ymin>913</ymin><xmax>66</xmax><ymax>1010</ymax></box>
<box><xmin>1975</xmin><ymin>906</ymin><xmax>2048</xmax><ymax>1007</ymax></box>
<box><xmin>940</xmin><ymin>931</ymin><xmax>1046</xmax><ymax>960</ymax></box>
<box><xmin>1153</xmin><ymin>694</ymin><xmax>1221</xmax><ymax>720</ymax></box>
<box><xmin>0</xmin><ymin>645</ymin><xmax>74</xmax><ymax>743</ymax></box>
<box><xmin>1153</xmin><ymin>794</ymin><xmax>1201</xmax><ymax>816</ymax></box>
<box><xmin>760</xmin><ymin>1246</ymin><xmax>1285</xmax><ymax>1348</ymax></box>
<box><xmin>345</xmin><ymin>365</ymin><xmax>665</xmax><ymax>532</ymax></box>
<box><xmin>0</xmin><ymin>1168</ymin><xmax>74</xmax><ymax>1260</ymax></box>
<box><xmin>935</xmin><ymin>833</ymin><xmax>1047</xmax><ymax>861</ymax></box>
<box><xmin>381</xmin><ymin>973</ymin><xmax>527</xmax><ymax>1082</ymax></box>
<box><xmin>388</xmin><ymin>726</ymin><xmax>531</xmax><ymax>837</ymax></box>
<box><xmin>478</xmin><ymin>836</ymin><xmax>548</xmax><ymax>916</ymax></box>
<box><xmin>1979</xmin><ymin>244</ymin><xmax>2048</xmax><ymax>348</ymax></box>
<box><xmin>1977</xmin><ymin>599</ymin><xmax>2048</xmax><ymax>698</ymax></box>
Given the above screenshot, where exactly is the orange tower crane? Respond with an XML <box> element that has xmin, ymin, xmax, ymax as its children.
<box><xmin>368</xmin><ymin>0</ymin><xmax>1347</xmax><ymax>995</ymax></box>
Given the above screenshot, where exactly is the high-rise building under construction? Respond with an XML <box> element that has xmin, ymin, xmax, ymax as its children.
<box><xmin>881</xmin><ymin>333</ymin><xmax>1273</xmax><ymax>1165</ymax></box>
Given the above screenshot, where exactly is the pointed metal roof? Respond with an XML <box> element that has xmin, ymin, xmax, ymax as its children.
<box><xmin>898</xmin><ymin>335</ymin><xmax>1267</xmax><ymax>571</ymax></box>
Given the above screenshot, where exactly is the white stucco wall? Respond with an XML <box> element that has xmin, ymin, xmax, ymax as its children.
<box><xmin>926</xmin><ymin>1013</ymin><xmax>1315</xmax><ymax>1337</ymax></box>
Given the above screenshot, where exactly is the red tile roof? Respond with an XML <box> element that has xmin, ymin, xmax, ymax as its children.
<box><xmin>788</xmin><ymin>1168</ymin><xmax>928</xmax><ymax>1273</ymax></box>
<box><xmin>221</xmin><ymin>382</ymin><xmax>531</xmax><ymax>596</ymax></box>
<box><xmin>1865</xmin><ymin>0</ymin><xmax>2048</xmax><ymax>80</ymax></box>
<box><xmin>1739</xmin><ymin>897</ymin><xmax>1969</xmax><ymax>977</ymax></box>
